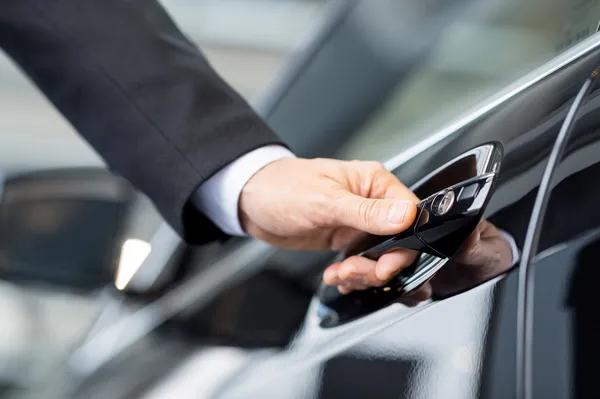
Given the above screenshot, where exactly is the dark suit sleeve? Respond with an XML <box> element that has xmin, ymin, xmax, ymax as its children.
<box><xmin>0</xmin><ymin>0</ymin><xmax>284</xmax><ymax>244</ymax></box>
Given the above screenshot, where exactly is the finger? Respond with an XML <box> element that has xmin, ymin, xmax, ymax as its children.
<box><xmin>453</xmin><ymin>225</ymin><xmax>483</xmax><ymax>265</ymax></box>
<box><xmin>361</xmin><ymin>163</ymin><xmax>419</xmax><ymax>203</ymax></box>
<box><xmin>337</xmin><ymin>256</ymin><xmax>382</xmax><ymax>287</ymax></box>
<box><xmin>324</xmin><ymin>264</ymin><xmax>359</xmax><ymax>294</ymax></box>
<box><xmin>430</xmin><ymin>220</ymin><xmax>513</xmax><ymax>295</ymax></box>
<box><xmin>325</xmin><ymin>164</ymin><xmax>419</xmax><ymax>235</ymax></box>
<box><xmin>324</xmin><ymin>263</ymin><xmax>370</xmax><ymax>292</ymax></box>
<box><xmin>339</xmin><ymin>282</ymin><xmax>370</xmax><ymax>292</ymax></box>
<box><xmin>332</xmin><ymin>194</ymin><xmax>418</xmax><ymax>236</ymax></box>
<box><xmin>375</xmin><ymin>249</ymin><xmax>419</xmax><ymax>281</ymax></box>
<box><xmin>337</xmin><ymin>286</ymin><xmax>353</xmax><ymax>295</ymax></box>
<box><xmin>323</xmin><ymin>263</ymin><xmax>346</xmax><ymax>286</ymax></box>
<box><xmin>478</xmin><ymin>218</ymin><xmax>499</xmax><ymax>239</ymax></box>
<box><xmin>454</xmin><ymin>221</ymin><xmax>511</xmax><ymax>269</ymax></box>
<box><xmin>381</xmin><ymin>175</ymin><xmax>420</xmax><ymax>203</ymax></box>
<box><xmin>329</xmin><ymin>164</ymin><xmax>418</xmax><ymax>235</ymax></box>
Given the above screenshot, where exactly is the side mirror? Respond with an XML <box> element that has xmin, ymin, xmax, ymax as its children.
<box><xmin>0</xmin><ymin>169</ymin><xmax>133</xmax><ymax>292</ymax></box>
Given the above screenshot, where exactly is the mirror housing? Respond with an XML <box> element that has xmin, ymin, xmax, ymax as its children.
<box><xmin>0</xmin><ymin>169</ymin><xmax>133</xmax><ymax>293</ymax></box>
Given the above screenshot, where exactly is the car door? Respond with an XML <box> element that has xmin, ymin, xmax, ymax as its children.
<box><xmin>211</xmin><ymin>22</ymin><xmax>600</xmax><ymax>399</ymax></box>
<box><xmin>483</xmin><ymin>52</ymin><xmax>600</xmax><ymax>399</ymax></box>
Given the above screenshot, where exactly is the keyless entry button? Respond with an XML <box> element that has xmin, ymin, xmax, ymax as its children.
<box><xmin>458</xmin><ymin>182</ymin><xmax>478</xmax><ymax>201</ymax></box>
<box><xmin>432</xmin><ymin>189</ymin><xmax>455</xmax><ymax>216</ymax></box>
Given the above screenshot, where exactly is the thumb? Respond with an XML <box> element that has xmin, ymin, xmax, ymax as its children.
<box><xmin>334</xmin><ymin>193</ymin><xmax>418</xmax><ymax>235</ymax></box>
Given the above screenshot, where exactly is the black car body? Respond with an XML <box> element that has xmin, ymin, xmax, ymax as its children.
<box><xmin>4</xmin><ymin>1</ymin><xmax>600</xmax><ymax>398</ymax></box>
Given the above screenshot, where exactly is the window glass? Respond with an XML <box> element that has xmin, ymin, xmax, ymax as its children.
<box><xmin>336</xmin><ymin>0</ymin><xmax>600</xmax><ymax>161</ymax></box>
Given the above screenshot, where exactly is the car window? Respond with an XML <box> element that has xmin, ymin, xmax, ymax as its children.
<box><xmin>335</xmin><ymin>0</ymin><xmax>600</xmax><ymax>162</ymax></box>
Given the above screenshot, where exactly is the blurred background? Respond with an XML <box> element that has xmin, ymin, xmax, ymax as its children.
<box><xmin>0</xmin><ymin>0</ymin><xmax>598</xmax><ymax>397</ymax></box>
<box><xmin>0</xmin><ymin>0</ymin><xmax>328</xmax><ymax>174</ymax></box>
<box><xmin>0</xmin><ymin>0</ymin><xmax>329</xmax><ymax>392</ymax></box>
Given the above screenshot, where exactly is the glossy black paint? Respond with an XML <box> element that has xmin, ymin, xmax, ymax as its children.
<box><xmin>416</xmin><ymin>172</ymin><xmax>496</xmax><ymax>257</ymax></box>
<box><xmin>212</xmin><ymin>42</ymin><xmax>600</xmax><ymax>399</ymax></box>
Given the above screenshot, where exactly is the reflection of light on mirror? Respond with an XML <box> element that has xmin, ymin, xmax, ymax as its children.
<box><xmin>115</xmin><ymin>239</ymin><xmax>151</xmax><ymax>290</ymax></box>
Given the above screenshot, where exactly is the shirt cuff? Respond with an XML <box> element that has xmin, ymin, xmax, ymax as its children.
<box><xmin>498</xmin><ymin>229</ymin><xmax>520</xmax><ymax>267</ymax></box>
<box><xmin>192</xmin><ymin>145</ymin><xmax>296</xmax><ymax>236</ymax></box>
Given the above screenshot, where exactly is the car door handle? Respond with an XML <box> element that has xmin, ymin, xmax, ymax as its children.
<box><xmin>317</xmin><ymin>142</ymin><xmax>503</xmax><ymax>327</ymax></box>
<box><xmin>345</xmin><ymin>172</ymin><xmax>497</xmax><ymax>260</ymax></box>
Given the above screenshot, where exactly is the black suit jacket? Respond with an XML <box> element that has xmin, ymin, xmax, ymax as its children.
<box><xmin>0</xmin><ymin>0</ymin><xmax>284</xmax><ymax>244</ymax></box>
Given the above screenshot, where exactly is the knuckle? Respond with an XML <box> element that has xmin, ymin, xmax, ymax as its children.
<box><xmin>364</xmin><ymin>161</ymin><xmax>386</xmax><ymax>173</ymax></box>
<box><xmin>364</xmin><ymin>162</ymin><xmax>387</xmax><ymax>190</ymax></box>
<box><xmin>371</xmin><ymin>161</ymin><xmax>386</xmax><ymax>170</ymax></box>
<box><xmin>357</xmin><ymin>199</ymin><xmax>380</xmax><ymax>228</ymax></box>
<box><xmin>362</xmin><ymin>160</ymin><xmax>380</xmax><ymax>168</ymax></box>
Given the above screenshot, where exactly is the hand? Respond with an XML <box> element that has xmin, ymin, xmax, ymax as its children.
<box><xmin>427</xmin><ymin>219</ymin><xmax>513</xmax><ymax>296</ymax></box>
<box><xmin>323</xmin><ymin>219</ymin><xmax>514</xmax><ymax>305</ymax></box>
<box><xmin>239</xmin><ymin>158</ymin><xmax>419</xmax><ymax>259</ymax></box>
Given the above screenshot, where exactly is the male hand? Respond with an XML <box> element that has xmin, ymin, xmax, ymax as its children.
<box><xmin>240</xmin><ymin>157</ymin><xmax>512</xmax><ymax>304</ymax></box>
<box><xmin>239</xmin><ymin>158</ymin><xmax>419</xmax><ymax>275</ymax></box>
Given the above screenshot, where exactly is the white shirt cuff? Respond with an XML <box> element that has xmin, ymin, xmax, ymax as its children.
<box><xmin>193</xmin><ymin>145</ymin><xmax>296</xmax><ymax>236</ymax></box>
<box><xmin>498</xmin><ymin>229</ymin><xmax>520</xmax><ymax>266</ymax></box>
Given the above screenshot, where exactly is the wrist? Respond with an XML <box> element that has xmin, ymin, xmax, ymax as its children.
<box><xmin>239</xmin><ymin>157</ymin><xmax>297</xmax><ymax>235</ymax></box>
<box><xmin>193</xmin><ymin>145</ymin><xmax>296</xmax><ymax>236</ymax></box>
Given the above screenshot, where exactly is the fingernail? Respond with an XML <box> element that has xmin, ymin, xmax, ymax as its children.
<box><xmin>388</xmin><ymin>201</ymin><xmax>410</xmax><ymax>226</ymax></box>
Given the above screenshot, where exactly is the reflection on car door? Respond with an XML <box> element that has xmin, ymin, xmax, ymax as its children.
<box><xmin>215</xmin><ymin>29</ymin><xmax>600</xmax><ymax>399</ymax></box>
